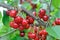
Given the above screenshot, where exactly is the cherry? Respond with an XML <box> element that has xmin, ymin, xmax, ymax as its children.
<box><xmin>38</xmin><ymin>30</ymin><xmax>48</xmax><ymax>36</ymax></box>
<box><xmin>9</xmin><ymin>10</ymin><xmax>17</xmax><ymax>18</ymax></box>
<box><xmin>22</xmin><ymin>19</ymin><xmax>28</xmax><ymax>26</ymax></box>
<box><xmin>20</xmin><ymin>31</ymin><xmax>25</xmax><ymax>37</ymax></box>
<box><xmin>39</xmin><ymin>9</ymin><xmax>46</xmax><ymax>15</ymax></box>
<box><xmin>28</xmin><ymin>32</ymin><xmax>32</xmax><ymax>38</ymax></box>
<box><xmin>34</xmin><ymin>36</ymin><xmax>39</xmax><ymax>40</ymax></box>
<box><xmin>26</xmin><ymin>19</ymin><xmax>30</xmax><ymax>23</ymax></box>
<box><xmin>14</xmin><ymin>16</ymin><xmax>23</xmax><ymax>24</ymax></box>
<box><xmin>33</xmin><ymin>11</ymin><xmax>36</xmax><ymax>16</ymax></box>
<box><xmin>34</xmin><ymin>26</ymin><xmax>38</xmax><ymax>33</ymax></box>
<box><xmin>38</xmin><ymin>13</ymin><xmax>43</xmax><ymax>18</ymax></box>
<box><xmin>28</xmin><ymin>17</ymin><xmax>34</xmax><ymax>24</ymax></box>
<box><xmin>19</xmin><ymin>25</ymin><xmax>24</xmax><ymax>31</ymax></box>
<box><xmin>38</xmin><ymin>9</ymin><xmax>46</xmax><ymax>18</ymax></box>
<box><xmin>25</xmin><ymin>24</ymin><xmax>30</xmax><ymax>29</ymax></box>
<box><xmin>42</xmin><ymin>35</ymin><xmax>46</xmax><ymax>40</ymax></box>
<box><xmin>55</xmin><ymin>18</ymin><xmax>60</xmax><ymax>25</ymax></box>
<box><xmin>28</xmin><ymin>32</ymin><xmax>36</xmax><ymax>39</ymax></box>
<box><xmin>6</xmin><ymin>10</ymin><xmax>10</xmax><ymax>15</ymax></box>
<box><xmin>42</xmin><ymin>15</ymin><xmax>49</xmax><ymax>21</ymax></box>
<box><xmin>10</xmin><ymin>21</ymin><xmax>19</xmax><ymax>29</ymax></box>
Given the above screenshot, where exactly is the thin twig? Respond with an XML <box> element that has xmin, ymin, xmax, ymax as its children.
<box><xmin>0</xmin><ymin>29</ymin><xmax>17</xmax><ymax>38</ymax></box>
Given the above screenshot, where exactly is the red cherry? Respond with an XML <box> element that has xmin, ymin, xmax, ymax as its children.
<box><xmin>19</xmin><ymin>26</ymin><xmax>24</xmax><ymax>31</ymax></box>
<box><xmin>38</xmin><ymin>30</ymin><xmax>48</xmax><ymax>36</ymax></box>
<box><xmin>20</xmin><ymin>31</ymin><xmax>25</xmax><ymax>37</ymax></box>
<box><xmin>42</xmin><ymin>15</ymin><xmax>49</xmax><ymax>21</ymax></box>
<box><xmin>9</xmin><ymin>10</ymin><xmax>17</xmax><ymax>18</ymax></box>
<box><xmin>42</xmin><ymin>35</ymin><xmax>46</xmax><ymax>40</ymax></box>
<box><xmin>10</xmin><ymin>21</ymin><xmax>19</xmax><ymax>29</ymax></box>
<box><xmin>26</xmin><ymin>19</ymin><xmax>30</xmax><ymax>23</ymax></box>
<box><xmin>28</xmin><ymin>32</ymin><xmax>32</xmax><ymax>38</ymax></box>
<box><xmin>38</xmin><ymin>13</ymin><xmax>43</xmax><ymax>18</ymax></box>
<box><xmin>14</xmin><ymin>16</ymin><xmax>23</xmax><ymax>24</ymax></box>
<box><xmin>28</xmin><ymin>32</ymin><xmax>36</xmax><ymax>39</ymax></box>
<box><xmin>28</xmin><ymin>17</ymin><xmax>34</xmax><ymax>24</ymax></box>
<box><xmin>55</xmin><ymin>18</ymin><xmax>60</xmax><ymax>25</ymax></box>
<box><xmin>38</xmin><ymin>9</ymin><xmax>46</xmax><ymax>18</ymax></box>
<box><xmin>22</xmin><ymin>19</ymin><xmax>28</xmax><ymax>26</ymax></box>
<box><xmin>25</xmin><ymin>24</ymin><xmax>30</xmax><ymax>29</ymax></box>
<box><xmin>31</xmin><ymin>33</ymin><xmax>36</xmax><ymax>39</ymax></box>
<box><xmin>33</xmin><ymin>11</ymin><xmax>36</xmax><ymax>16</ymax></box>
<box><xmin>6</xmin><ymin>10</ymin><xmax>10</xmax><ymax>15</ymax></box>
<box><xmin>34</xmin><ymin>36</ymin><xmax>39</xmax><ymax>40</ymax></box>
<box><xmin>34</xmin><ymin>26</ymin><xmax>38</xmax><ymax>33</ymax></box>
<box><xmin>39</xmin><ymin>9</ymin><xmax>46</xmax><ymax>15</ymax></box>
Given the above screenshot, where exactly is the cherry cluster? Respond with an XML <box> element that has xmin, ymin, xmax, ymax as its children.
<box><xmin>6</xmin><ymin>9</ymin><xmax>48</xmax><ymax>40</ymax></box>
<box><xmin>52</xmin><ymin>18</ymin><xmax>60</xmax><ymax>26</ymax></box>
<box><xmin>6</xmin><ymin>10</ymin><xmax>35</xmax><ymax>37</ymax></box>
<box><xmin>38</xmin><ymin>9</ymin><xmax>49</xmax><ymax>21</ymax></box>
<box><xmin>28</xmin><ymin>28</ymin><xmax>48</xmax><ymax>40</ymax></box>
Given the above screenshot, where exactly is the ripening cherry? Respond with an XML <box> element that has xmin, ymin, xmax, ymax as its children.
<box><xmin>38</xmin><ymin>30</ymin><xmax>48</xmax><ymax>36</ymax></box>
<box><xmin>14</xmin><ymin>16</ymin><xmax>23</xmax><ymax>24</ymax></box>
<box><xmin>26</xmin><ymin>16</ymin><xmax>30</xmax><ymax>19</ymax></box>
<box><xmin>28</xmin><ymin>32</ymin><xmax>36</xmax><ymax>39</ymax></box>
<box><xmin>42</xmin><ymin>15</ymin><xmax>49</xmax><ymax>21</ymax></box>
<box><xmin>33</xmin><ymin>11</ymin><xmax>36</xmax><ymax>16</ymax></box>
<box><xmin>55</xmin><ymin>18</ymin><xmax>60</xmax><ymax>25</ymax></box>
<box><xmin>28</xmin><ymin>17</ymin><xmax>34</xmax><ymax>24</ymax></box>
<box><xmin>34</xmin><ymin>26</ymin><xmax>39</xmax><ymax>33</ymax></box>
<box><xmin>9</xmin><ymin>10</ymin><xmax>17</xmax><ymax>18</ymax></box>
<box><xmin>22</xmin><ymin>19</ymin><xmax>28</xmax><ymax>26</ymax></box>
<box><xmin>52</xmin><ymin>22</ymin><xmax>56</xmax><ymax>26</ymax></box>
<box><xmin>6</xmin><ymin>10</ymin><xmax>10</xmax><ymax>15</ymax></box>
<box><xmin>10</xmin><ymin>21</ymin><xmax>19</xmax><ymax>29</ymax></box>
<box><xmin>20</xmin><ymin>31</ymin><xmax>25</xmax><ymax>37</ymax></box>
<box><xmin>19</xmin><ymin>25</ymin><xmax>24</xmax><ymax>31</ymax></box>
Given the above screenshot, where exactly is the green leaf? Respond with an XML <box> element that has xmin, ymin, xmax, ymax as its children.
<box><xmin>46</xmin><ymin>35</ymin><xmax>56</xmax><ymax>40</ymax></box>
<box><xmin>46</xmin><ymin>26</ymin><xmax>60</xmax><ymax>39</ymax></box>
<box><xmin>52</xmin><ymin>0</ymin><xmax>60</xmax><ymax>8</ymax></box>
<box><xmin>2</xmin><ymin>11</ymin><xmax>9</xmax><ymax>26</ymax></box>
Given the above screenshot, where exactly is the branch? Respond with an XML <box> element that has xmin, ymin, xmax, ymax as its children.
<box><xmin>0</xmin><ymin>3</ymin><xmax>46</xmax><ymax>27</ymax></box>
<box><xmin>21</xmin><ymin>7</ymin><xmax>46</xmax><ymax>26</ymax></box>
<box><xmin>0</xmin><ymin>29</ymin><xmax>17</xmax><ymax>38</ymax></box>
